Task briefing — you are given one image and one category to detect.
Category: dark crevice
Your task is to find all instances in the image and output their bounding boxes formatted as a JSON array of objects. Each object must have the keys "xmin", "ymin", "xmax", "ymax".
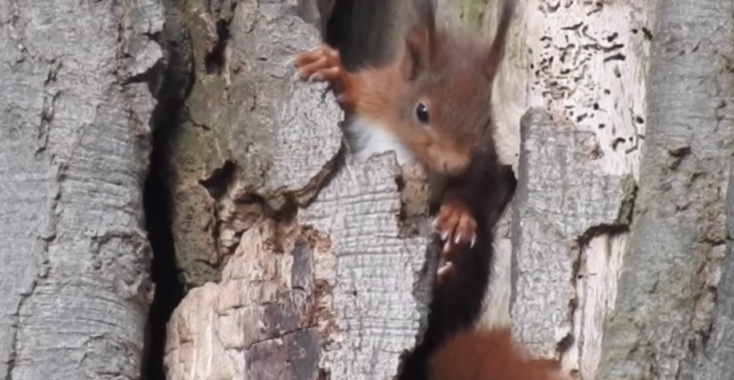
[
  {"xmin": 141, "ymin": 118, "xmax": 186, "ymax": 380},
  {"xmin": 140, "ymin": 3, "xmax": 192, "ymax": 379},
  {"xmin": 576, "ymin": 223, "xmax": 630, "ymax": 249},
  {"xmin": 199, "ymin": 159, "xmax": 237, "ymax": 199},
  {"xmin": 205, "ymin": 19, "xmax": 231, "ymax": 75}
]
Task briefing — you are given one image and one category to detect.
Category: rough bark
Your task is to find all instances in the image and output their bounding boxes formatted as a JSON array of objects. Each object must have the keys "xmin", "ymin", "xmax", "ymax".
[
  {"xmin": 165, "ymin": 154, "xmax": 431, "ymax": 379},
  {"xmin": 512, "ymin": 1, "xmax": 656, "ymax": 379},
  {"xmin": 162, "ymin": 1, "xmax": 435, "ymax": 379},
  {"xmin": 156, "ymin": 0, "xmax": 733, "ymax": 379},
  {"xmin": 0, "ymin": 0, "xmax": 163, "ymax": 379},
  {"xmin": 597, "ymin": 0, "xmax": 734, "ymax": 379},
  {"xmin": 513, "ymin": 109, "xmax": 635, "ymax": 376},
  {"xmin": 695, "ymin": 163, "xmax": 734, "ymax": 379}
]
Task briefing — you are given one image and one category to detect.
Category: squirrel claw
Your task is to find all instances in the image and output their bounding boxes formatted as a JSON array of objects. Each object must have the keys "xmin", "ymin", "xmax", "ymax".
[
  {"xmin": 434, "ymin": 198, "xmax": 477, "ymax": 249},
  {"xmin": 291, "ymin": 44, "xmax": 342, "ymax": 83},
  {"xmin": 307, "ymin": 72, "xmax": 323, "ymax": 82},
  {"xmin": 442, "ymin": 239, "xmax": 451, "ymax": 254},
  {"xmin": 437, "ymin": 261, "xmax": 454, "ymax": 284}
]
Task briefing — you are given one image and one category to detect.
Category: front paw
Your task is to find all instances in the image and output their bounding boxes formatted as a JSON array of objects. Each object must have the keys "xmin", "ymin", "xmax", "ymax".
[
  {"xmin": 290, "ymin": 44, "xmax": 342, "ymax": 83},
  {"xmin": 432, "ymin": 197, "xmax": 477, "ymax": 251}
]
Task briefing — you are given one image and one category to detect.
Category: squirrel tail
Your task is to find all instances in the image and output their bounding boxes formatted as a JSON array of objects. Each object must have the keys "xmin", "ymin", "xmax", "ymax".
[{"xmin": 429, "ymin": 327, "xmax": 565, "ymax": 380}]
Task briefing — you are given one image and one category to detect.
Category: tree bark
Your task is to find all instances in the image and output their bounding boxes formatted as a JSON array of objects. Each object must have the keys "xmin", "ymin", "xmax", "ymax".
[
  {"xmin": 597, "ymin": 0, "xmax": 734, "ymax": 379},
  {"xmin": 696, "ymin": 163, "xmax": 734, "ymax": 379},
  {"xmin": 6, "ymin": 0, "xmax": 725, "ymax": 379},
  {"xmin": 162, "ymin": 1, "xmax": 435, "ymax": 379},
  {"xmin": 0, "ymin": 0, "xmax": 163, "ymax": 379},
  {"xmin": 511, "ymin": 1, "xmax": 656, "ymax": 379}
]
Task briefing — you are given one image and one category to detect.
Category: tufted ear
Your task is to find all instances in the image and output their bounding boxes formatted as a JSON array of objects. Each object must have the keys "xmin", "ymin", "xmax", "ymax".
[
  {"xmin": 484, "ymin": 0, "xmax": 515, "ymax": 81},
  {"xmin": 401, "ymin": 0, "xmax": 437, "ymax": 80}
]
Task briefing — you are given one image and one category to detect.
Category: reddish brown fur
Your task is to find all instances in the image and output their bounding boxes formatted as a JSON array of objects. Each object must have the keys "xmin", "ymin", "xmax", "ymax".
[
  {"xmin": 292, "ymin": 0, "xmax": 514, "ymax": 251},
  {"xmin": 430, "ymin": 328, "xmax": 566, "ymax": 380},
  {"xmin": 292, "ymin": 1, "xmax": 511, "ymax": 178},
  {"xmin": 293, "ymin": 2, "xmax": 523, "ymax": 380}
]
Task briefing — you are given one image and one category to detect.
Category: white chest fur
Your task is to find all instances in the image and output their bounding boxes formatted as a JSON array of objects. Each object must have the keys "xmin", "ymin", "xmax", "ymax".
[{"xmin": 341, "ymin": 116, "xmax": 415, "ymax": 165}]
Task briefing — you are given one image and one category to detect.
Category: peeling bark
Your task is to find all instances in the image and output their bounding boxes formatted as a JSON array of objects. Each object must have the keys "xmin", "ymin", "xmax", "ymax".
[
  {"xmin": 513, "ymin": 1, "xmax": 656, "ymax": 379},
  {"xmin": 512, "ymin": 109, "xmax": 633, "ymax": 378}
]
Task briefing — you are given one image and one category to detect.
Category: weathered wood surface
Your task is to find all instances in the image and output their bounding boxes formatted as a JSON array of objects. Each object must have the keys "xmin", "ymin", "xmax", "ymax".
[
  {"xmin": 0, "ymin": 0, "xmax": 163, "ymax": 379},
  {"xmin": 165, "ymin": 152, "xmax": 431, "ymax": 380},
  {"xmin": 597, "ymin": 0, "xmax": 734, "ymax": 379},
  {"xmin": 163, "ymin": 1, "xmax": 434, "ymax": 379},
  {"xmin": 512, "ymin": 109, "xmax": 633, "ymax": 376},
  {"xmin": 166, "ymin": 0, "xmax": 346, "ymax": 287},
  {"xmin": 513, "ymin": 1, "xmax": 656, "ymax": 379},
  {"xmin": 298, "ymin": 155, "xmax": 430, "ymax": 379}
]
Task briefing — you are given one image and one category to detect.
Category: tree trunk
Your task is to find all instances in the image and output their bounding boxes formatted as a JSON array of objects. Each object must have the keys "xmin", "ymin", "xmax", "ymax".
[
  {"xmin": 696, "ymin": 162, "xmax": 734, "ymax": 379},
  {"xmin": 501, "ymin": 1, "xmax": 658, "ymax": 379},
  {"xmin": 597, "ymin": 0, "xmax": 734, "ymax": 379},
  {"xmin": 4, "ymin": 0, "xmax": 731, "ymax": 379},
  {"xmin": 0, "ymin": 0, "xmax": 163, "ymax": 379}
]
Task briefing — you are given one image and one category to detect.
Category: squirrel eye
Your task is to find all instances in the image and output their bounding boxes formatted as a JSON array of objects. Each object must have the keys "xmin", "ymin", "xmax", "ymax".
[{"xmin": 415, "ymin": 102, "xmax": 430, "ymax": 124}]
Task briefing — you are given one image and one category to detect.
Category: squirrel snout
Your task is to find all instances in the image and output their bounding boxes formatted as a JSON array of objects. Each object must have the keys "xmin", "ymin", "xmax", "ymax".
[{"xmin": 427, "ymin": 146, "xmax": 471, "ymax": 176}]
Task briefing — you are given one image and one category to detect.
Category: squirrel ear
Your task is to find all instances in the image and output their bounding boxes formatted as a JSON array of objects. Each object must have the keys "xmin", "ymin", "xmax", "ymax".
[{"xmin": 401, "ymin": 0, "xmax": 437, "ymax": 80}]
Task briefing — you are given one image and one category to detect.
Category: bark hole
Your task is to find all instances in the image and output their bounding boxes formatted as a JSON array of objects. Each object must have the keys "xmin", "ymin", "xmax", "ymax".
[
  {"xmin": 205, "ymin": 19, "xmax": 231, "ymax": 75},
  {"xmin": 199, "ymin": 159, "xmax": 237, "ymax": 199}
]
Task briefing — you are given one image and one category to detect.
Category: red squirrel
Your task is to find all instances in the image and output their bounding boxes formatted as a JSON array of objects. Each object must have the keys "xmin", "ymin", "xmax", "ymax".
[
  {"xmin": 292, "ymin": 0, "xmax": 566, "ymax": 379},
  {"xmin": 290, "ymin": 0, "xmax": 517, "ymax": 253}
]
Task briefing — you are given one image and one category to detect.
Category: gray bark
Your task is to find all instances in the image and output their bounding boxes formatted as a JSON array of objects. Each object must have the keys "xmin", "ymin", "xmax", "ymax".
[
  {"xmin": 167, "ymin": 0, "xmax": 420, "ymax": 289},
  {"xmin": 597, "ymin": 0, "xmax": 734, "ymax": 379},
  {"xmin": 511, "ymin": 108, "xmax": 634, "ymax": 357},
  {"xmin": 163, "ymin": 1, "xmax": 434, "ymax": 379},
  {"xmin": 513, "ymin": 1, "xmax": 655, "ymax": 377},
  {"xmin": 0, "ymin": 0, "xmax": 163, "ymax": 379},
  {"xmin": 696, "ymin": 164, "xmax": 734, "ymax": 379}
]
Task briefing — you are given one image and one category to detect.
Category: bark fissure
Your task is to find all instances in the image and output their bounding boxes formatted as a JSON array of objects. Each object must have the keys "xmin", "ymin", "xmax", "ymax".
[
  {"xmin": 140, "ymin": 1, "xmax": 192, "ymax": 379},
  {"xmin": 141, "ymin": 92, "xmax": 187, "ymax": 380}
]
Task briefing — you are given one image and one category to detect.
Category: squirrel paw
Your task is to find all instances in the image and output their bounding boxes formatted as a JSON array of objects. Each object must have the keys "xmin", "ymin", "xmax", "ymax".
[
  {"xmin": 432, "ymin": 198, "xmax": 477, "ymax": 250},
  {"xmin": 291, "ymin": 44, "xmax": 342, "ymax": 83}
]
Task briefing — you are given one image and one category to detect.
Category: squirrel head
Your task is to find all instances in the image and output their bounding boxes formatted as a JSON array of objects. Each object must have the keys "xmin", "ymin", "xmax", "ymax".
[{"xmin": 384, "ymin": 0, "xmax": 513, "ymax": 176}]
